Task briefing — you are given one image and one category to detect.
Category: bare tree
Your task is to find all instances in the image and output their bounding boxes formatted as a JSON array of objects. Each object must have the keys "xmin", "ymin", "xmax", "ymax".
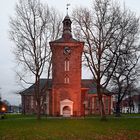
[
  {"xmin": 108, "ymin": 6, "xmax": 140, "ymax": 116},
  {"xmin": 110, "ymin": 42, "xmax": 140, "ymax": 116},
  {"xmin": 9, "ymin": 0, "xmax": 62, "ymax": 119},
  {"xmin": 72, "ymin": 0, "xmax": 140, "ymax": 119}
]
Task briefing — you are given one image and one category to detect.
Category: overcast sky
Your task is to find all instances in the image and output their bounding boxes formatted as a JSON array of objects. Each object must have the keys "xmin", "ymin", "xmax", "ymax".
[{"xmin": 0, "ymin": 0, "xmax": 140, "ymax": 105}]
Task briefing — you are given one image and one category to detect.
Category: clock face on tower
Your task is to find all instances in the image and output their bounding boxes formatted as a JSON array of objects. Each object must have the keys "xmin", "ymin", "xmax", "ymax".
[{"xmin": 64, "ymin": 46, "xmax": 71, "ymax": 55}]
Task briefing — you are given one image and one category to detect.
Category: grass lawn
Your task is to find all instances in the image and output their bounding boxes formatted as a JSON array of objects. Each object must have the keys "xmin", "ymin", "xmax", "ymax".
[{"xmin": 0, "ymin": 114, "xmax": 140, "ymax": 140}]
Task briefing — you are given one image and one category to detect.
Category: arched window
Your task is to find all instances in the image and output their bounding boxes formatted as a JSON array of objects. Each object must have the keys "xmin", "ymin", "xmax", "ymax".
[
  {"xmin": 64, "ymin": 59, "xmax": 69, "ymax": 71},
  {"xmin": 64, "ymin": 76, "xmax": 69, "ymax": 84}
]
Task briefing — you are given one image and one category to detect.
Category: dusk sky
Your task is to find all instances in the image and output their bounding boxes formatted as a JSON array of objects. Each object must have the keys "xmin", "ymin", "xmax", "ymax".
[{"xmin": 0, "ymin": 0, "xmax": 140, "ymax": 105}]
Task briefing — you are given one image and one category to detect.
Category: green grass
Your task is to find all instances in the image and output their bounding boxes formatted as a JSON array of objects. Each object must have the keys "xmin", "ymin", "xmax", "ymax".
[
  {"xmin": 0, "ymin": 115, "xmax": 140, "ymax": 140},
  {"xmin": 4, "ymin": 113, "xmax": 36, "ymax": 119},
  {"xmin": 121, "ymin": 113, "xmax": 140, "ymax": 117}
]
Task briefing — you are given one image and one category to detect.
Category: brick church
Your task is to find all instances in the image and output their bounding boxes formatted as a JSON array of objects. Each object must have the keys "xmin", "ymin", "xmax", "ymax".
[{"xmin": 20, "ymin": 15, "xmax": 113, "ymax": 117}]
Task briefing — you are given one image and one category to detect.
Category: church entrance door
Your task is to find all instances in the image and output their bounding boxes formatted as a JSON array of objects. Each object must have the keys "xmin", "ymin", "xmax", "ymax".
[
  {"xmin": 60, "ymin": 99, "xmax": 73, "ymax": 117},
  {"xmin": 63, "ymin": 106, "xmax": 71, "ymax": 117}
]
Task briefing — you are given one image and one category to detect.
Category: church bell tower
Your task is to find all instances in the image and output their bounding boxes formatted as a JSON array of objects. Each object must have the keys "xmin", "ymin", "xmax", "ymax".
[{"xmin": 50, "ymin": 14, "xmax": 84, "ymax": 117}]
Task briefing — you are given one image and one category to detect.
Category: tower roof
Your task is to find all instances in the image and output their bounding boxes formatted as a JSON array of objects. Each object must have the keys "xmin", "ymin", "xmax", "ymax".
[
  {"xmin": 20, "ymin": 79, "xmax": 111, "ymax": 96},
  {"xmin": 62, "ymin": 14, "xmax": 72, "ymax": 40},
  {"xmin": 49, "ymin": 14, "xmax": 84, "ymax": 43},
  {"xmin": 63, "ymin": 15, "xmax": 71, "ymax": 20}
]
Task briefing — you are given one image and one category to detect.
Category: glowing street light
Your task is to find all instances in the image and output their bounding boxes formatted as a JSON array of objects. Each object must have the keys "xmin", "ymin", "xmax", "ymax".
[{"xmin": 1, "ymin": 107, "xmax": 6, "ymax": 112}]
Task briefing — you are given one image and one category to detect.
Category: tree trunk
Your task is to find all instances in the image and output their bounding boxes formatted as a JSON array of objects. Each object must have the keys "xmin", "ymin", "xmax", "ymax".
[
  {"xmin": 35, "ymin": 76, "xmax": 41, "ymax": 120},
  {"xmin": 99, "ymin": 95, "xmax": 106, "ymax": 121},
  {"xmin": 97, "ymin": 83, "xmax": 106, "ymax": 121},
  {"xmin": 37, "ymin": 102, "xmax": 41, "ymax": 120},
  {"xmin": 115, "ymin": 102, "xmax": 121, "ymax": 117}
]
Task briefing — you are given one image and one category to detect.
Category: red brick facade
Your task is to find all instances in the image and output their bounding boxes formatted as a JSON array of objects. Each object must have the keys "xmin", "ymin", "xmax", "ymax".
[
  {"xmin": 21, "ymin": 79, "xmax": 113, "ymax": 116},
  {"xmin": 50, "ymin": 15, "xmax": 84, "ymax": 116},
  {"xmin": 50, "ymin": 42, "xmax": 84, "ymax": 116},
  {"xmin": 20, "ymin": 15, "xmax": 113, "ymax": 116}
]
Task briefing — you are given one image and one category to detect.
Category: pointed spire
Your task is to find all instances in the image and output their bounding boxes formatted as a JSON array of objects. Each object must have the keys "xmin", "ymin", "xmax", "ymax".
[
  {"xmin": 66, "ymin": 4, "xmax": 70, "ymax": 15},
  {"xmin": 62, "ymin": 4, "xmax": 72, "ymax": 40}
]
